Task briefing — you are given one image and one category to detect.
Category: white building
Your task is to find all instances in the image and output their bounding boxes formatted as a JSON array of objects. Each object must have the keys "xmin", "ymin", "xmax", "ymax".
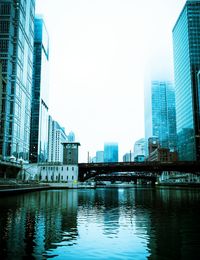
[
  {"xmin": 48, "ymin": 116, "xmax": 68, "ymax": 162},
  {"xmin": 134, "ymin": 138, "xmax": 146, "ymax": 158},
  {"xmin": 39, "ymin": 164, "xmax": 78, "ymax": 183}
]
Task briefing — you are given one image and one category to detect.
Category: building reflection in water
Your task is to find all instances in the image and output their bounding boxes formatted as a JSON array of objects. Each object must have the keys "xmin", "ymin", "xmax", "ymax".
[
  {"xmin": 0, "ymin": 190, "xmax": 78, "ymax": 259},
  {"xmin": 0, "ymin": 188, "xmax": 200, "ymax": 259},
  {"xmin": 134, "ymin": 188, "xmax": 200, "ymax": 259}
]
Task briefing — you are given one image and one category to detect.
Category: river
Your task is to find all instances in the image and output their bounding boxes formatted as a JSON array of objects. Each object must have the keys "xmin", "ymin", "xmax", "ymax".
[{"xmin": 0, "ymin": 187, "xmax": 200, "ymax": 259}]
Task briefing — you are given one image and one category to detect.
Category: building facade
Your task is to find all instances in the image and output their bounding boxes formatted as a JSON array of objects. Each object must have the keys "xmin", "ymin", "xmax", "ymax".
[
  {"xmin": 173, "ymin": 0, "xmax": 200, "ymax": 160},
  {"xmin": 96, "ymin": 151, "xmax": 104, "ymax": 163},
  {"xmin": 0, "ymin": 0, "xmax": 35, "ymax": 161},
  {"xmin": 145, "ymin": 81, "xmax": 177, "ymax": 155},
  {"xmin": 134, "ymin": 138, "xmax": 146, "ymax": 158},
  {"xmin": 68, "ymin": 131, "xmax": 75, "ymax": 142},
  {"xmin": 63, "ymin": 142, "xmax": 80, "ymax": 165},
  {"xmin": 30, "ymin": 16, "xmax": 49, "ymax": 163},
  {"xmin": 122, "ymin": 152, "xmax": 133, "ymax": 162},
  {"xmin": 39, "ymin": 164, "xmax": 78, "ymax": 183},
  {"xmin": 48, "ymin": 116, "xmax": 68, "ymax": 163},
  {"xmin": 104, "ymin": 142, "xmax": 118, "ymax": 162}
]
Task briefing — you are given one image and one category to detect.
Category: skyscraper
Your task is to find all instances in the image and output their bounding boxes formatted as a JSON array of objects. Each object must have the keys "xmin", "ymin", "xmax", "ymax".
[
  {"xmin": 134, "ymin": 138, "xmax": 146, "ymax": 157},
  {"xmin": 145, "ymin": 81, "xmax": 177, "ymax": 155},
  {"xmin": 104, "ymin": 142, "xmax": 118, "ymax": 162},
  {"xmin": 0, "ymin": 1, "xmax": 35, "ymax": 161},
  {"xmin": 47, "ymin": 116, "xmax": 68, "ymax": 163},
  {"xmin": 29, "ymin": 16, "xmax": 49, "ymax": 163},
  {"xmin": 173, "ymin": 0, "xmax": 200, "ymax": 161},
  {"xmin": 68, "ymin": 131, "xmax": 75, "ymax": 142}
]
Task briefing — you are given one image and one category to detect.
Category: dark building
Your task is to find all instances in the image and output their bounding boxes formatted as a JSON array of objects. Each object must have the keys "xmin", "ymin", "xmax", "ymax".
[
  {"xmin": 30, "ymin": 16, "xmax": 49, "ymax": 163},
  {"xmin": 0, "ymin": 0, "xmax": 35, "ymax": 161},
  {"xmin": 148, "ymin": 148, "xmax": 178, "ymax": 162},
  {"xmin": 173, "ymin": 0, "xmax": 200, "ymax": 160},
  {"xmin": 62, "ymin": 142, "xmax": 80, "ymax": 165},
  {"xmin": 148, "ymin": 137, "xmax": 160, "ymax": 155},
  {"xmin": 0, "ymin": 63, "xmax": 6, "ymax": 159}
]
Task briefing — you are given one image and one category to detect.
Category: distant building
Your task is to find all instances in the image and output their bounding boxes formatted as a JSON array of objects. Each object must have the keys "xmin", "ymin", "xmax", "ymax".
[
  {"xmin": 134, "ymin": 155, "xmax": 145, "ymax": 162},
  {"xmin": 48, "ymin": 116, "xmax": 68, "ymax": 162},
  {"xmin": 104, "ymin": 143, "xmax": 118, "ymax": 162},
  {"xmin": 0, "ymin": 0, "xmax": 35, "ymax": 161},
  {"xmin": 148, "ymin": 137, "xmax": 178, "ymax": 162},
  {"xmin": 96, "ymin": 151, "xmax": 104, "ymax": 163},
  {"xmin": 134, "ymin": 138, "xmax": 146, "ymax": 157},
  {"xmin": 68, "ymin": 131, "xmax": 75, "ymax": 142},
  {"xmin": 30, "ymin": 16, "xmax": 49, "ymax": 163},
  {"xmin": 145, "ymin": 81, "xmax": 177, "ymax": 155},
  {"xmin": 148, "ymin": 148, "xmax": 178, "ymax": 162},
  {"xmin": 173, "ymin": 0, "xmax": 200, "ymax": 160},
  {"xmin": 123, "ymin": 152, "xmax": 133, "ymax": 162},
  {"xmin": 91, "ymin": 157, "xmax": 97, "ymax": 163}
]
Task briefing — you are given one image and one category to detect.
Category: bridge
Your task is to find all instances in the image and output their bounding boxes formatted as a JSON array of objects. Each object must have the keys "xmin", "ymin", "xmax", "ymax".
[
  {"xmin": 78, "ymin": 161, "xmax": 200, "ymax": 181},
  {"xmin": 0, "ymin": 161, "xmax": 22, "ymax": 179}
]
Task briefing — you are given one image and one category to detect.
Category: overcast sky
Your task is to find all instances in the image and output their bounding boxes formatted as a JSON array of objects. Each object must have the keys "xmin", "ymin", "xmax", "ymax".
[{"xmin": 36, "ymin": 0, "xmax": 186, "ymax": 162}]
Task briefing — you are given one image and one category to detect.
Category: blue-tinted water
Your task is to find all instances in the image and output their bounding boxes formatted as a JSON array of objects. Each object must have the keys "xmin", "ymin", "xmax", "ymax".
[{"xmin": 0, "ymin": 187, "xmax": 200, "ymax": 259}]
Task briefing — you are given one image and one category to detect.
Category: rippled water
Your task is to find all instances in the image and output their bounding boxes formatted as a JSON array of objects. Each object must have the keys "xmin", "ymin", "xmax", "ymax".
[{"xmin": 0, "ymin": 187, "xmax": 200, "ymax": 259}]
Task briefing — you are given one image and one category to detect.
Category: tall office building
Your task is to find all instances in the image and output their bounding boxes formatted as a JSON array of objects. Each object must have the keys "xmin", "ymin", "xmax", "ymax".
[
  {"xmin": 173, "ymin": 0, "xmax": 200, "ymax": 161},
  {"xmin": 29, "ymin": 16, "xmax": 49, "ymax": 163},
  {"xmin": 0, "ymin": 0, "xmax": 35, "ymax": 161},
  {"xmin": 48, "ymin": 116, "xmax": 68, "ymax": 163},
  {"xmin": 145, "ymin": 81, "xmax": 177, "ymax": 155},
  {"xmin": 104, "ymin": 142, "xmax": 118, "ymax": 162},
  {"xmin": 68, "ymin": 131, "xmax": 75, "ymax": 142},
  {"xmin": 134, "ymin": 138, "xmax": 146, "ymax": 157}
]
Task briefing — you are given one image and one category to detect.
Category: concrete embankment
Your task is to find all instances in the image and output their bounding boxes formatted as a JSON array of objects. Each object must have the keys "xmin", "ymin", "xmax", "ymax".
[
  {"xmin": 0, "ymin": 184, "xmax": 51, "ymax": 196},
  {"xmin": 0, "ymin": 182, "xmax": 96, "ymax": 195}
]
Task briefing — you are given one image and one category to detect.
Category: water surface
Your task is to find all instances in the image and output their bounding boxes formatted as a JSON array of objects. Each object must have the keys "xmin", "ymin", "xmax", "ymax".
[{"xmin": 0, "ymin": 187, "xmax": 200, "ymax": 259}]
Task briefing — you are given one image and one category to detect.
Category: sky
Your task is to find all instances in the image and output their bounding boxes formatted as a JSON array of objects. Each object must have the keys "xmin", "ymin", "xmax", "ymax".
[{"xmin": 35, "ymin": 0, "xmax": 186, "ymax": 162}]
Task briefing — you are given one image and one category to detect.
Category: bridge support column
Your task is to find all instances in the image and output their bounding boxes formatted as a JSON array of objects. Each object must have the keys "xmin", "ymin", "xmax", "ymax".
[
  {"xmin": 4, "ymin": 171, "xmax": 7, "ymax": 180},
  {"xmin": 151, "ymin": 179, "xmax": 156, "ymax": 187}
]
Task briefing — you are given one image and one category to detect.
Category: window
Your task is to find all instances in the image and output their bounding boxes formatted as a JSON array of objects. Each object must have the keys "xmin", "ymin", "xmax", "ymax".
[
  {"xmin": 72, "ymin": 167, "xmax": 74, "ymax": 171},
  {"xmin": 0, "ymin": 40, "xmax": 8, "ymax": 52},
  {"xmin": 0, "ymin": 4, "xmax": 11, "ymax": 15},
  {"xmin": 0, "ymin": 21, "xmax": 9, "ymax": 33}
]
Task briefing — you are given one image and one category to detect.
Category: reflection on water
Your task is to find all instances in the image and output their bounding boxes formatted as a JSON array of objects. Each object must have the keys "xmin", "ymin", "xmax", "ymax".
[{"xmin": 0, "ymin": 188, "xmax": 200, "ymax": 259}]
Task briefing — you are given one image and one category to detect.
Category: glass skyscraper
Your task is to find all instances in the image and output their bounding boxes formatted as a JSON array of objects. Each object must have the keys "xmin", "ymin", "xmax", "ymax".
[
  {"xmin": 145, "ymin": 81, "xmax": 177, "ymax": 154},
  {"xmin": 29, "ymin": 16, "xmax": 49, "ymax": 163},
  {"xmin": 0, "ymin": 0, "xmax": 35, "ymax": 161},
  {"xmin": 173, "ymin": 0, "xmax": 200, "ymax": 161},
  {"xmin": 104, "ymin": 142, "xmax": 118, "ymax": 162}
]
